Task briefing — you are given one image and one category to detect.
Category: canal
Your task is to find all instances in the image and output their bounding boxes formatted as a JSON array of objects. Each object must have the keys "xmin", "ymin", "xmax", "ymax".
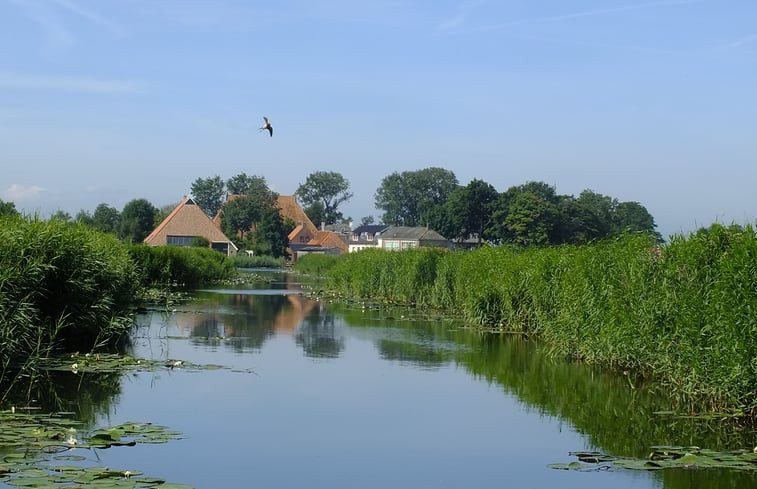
[{"xmin": 3, "ymin": 269, "xmax": 754, "ymax": 488}]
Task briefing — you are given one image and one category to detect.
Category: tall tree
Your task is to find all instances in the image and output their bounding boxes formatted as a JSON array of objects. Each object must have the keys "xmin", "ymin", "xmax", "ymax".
[
  {"xmin": 191, "ymin": 176, "xmax": 225, "ymax": 218},
  {"xmin": 296, "ymin": 171, "xmax": 353, "ymax": 225},
  {"xmin": 227, "ymin": 173, "xmax": 269, "ymax": 196},
  {"xmin": 446, "ymin": 179, "xmax": 498, "ymax": 244},
  {"xmin": 92, "ymin": 203, "xmax": 121, "ymax": 234},
  {"xmin": 374, "ymin": 167, "xmax": 458, "ymax": 226},
  {"xmin": 252, "ymin": 207, "xmax": 290, "ymax": 258},
  {"xmin": 219, "ymin": 178, "xmax": 279, "ymax": 249},
  {"xmin": 504, "ymin": 191, "xmax": 559, "ymax": 246},
  {"xmin": 120, "ymin": 198, "xmax": 156, "ymax": 242}
]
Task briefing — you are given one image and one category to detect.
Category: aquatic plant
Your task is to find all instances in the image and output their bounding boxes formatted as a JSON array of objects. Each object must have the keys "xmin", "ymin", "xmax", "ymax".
[
  {"xmin": 0, "ymin": 216, "xmax": 138, "ymax": 368},
  {"xmin": 300, "ymin": 226, "xmax": 757, "ymax": 414}
]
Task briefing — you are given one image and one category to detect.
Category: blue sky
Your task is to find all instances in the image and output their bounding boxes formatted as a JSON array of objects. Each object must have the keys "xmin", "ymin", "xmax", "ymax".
[{"xmin": 1, "ymin": 0, "xmax": 755, "ymax": 239}]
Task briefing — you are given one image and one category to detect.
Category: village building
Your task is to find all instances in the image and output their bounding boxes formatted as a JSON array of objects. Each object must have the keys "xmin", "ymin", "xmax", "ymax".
[{"xmin": 144, "ymin": 197, "xmax": 238, "ymax": 256}]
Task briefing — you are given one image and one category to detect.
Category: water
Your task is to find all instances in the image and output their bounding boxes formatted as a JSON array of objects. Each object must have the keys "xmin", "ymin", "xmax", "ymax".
[{"xmin": 2, "ymin": 270, "xmax": 754, "ymax": 488}]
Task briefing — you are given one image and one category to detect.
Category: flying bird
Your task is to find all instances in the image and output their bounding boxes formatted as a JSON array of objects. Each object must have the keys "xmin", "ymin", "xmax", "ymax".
[{"xmin": 259, "ymin": 116, "xmax": 273, "ymax": 137}]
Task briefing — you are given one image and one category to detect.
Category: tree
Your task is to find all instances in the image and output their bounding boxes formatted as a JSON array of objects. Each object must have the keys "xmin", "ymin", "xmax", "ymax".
[
  {"xmin": 92, "ymin": 203, "xmax": 121, "ymax": 234},
  {"xmin": 360, "ymin": 215, "xmax": 375, "ymax": 226},
  {"xmin": 191, "ymin": 176, "xmax": 225, "ymax": 218},
  {"xmin": 446, "ymin": 179, "xmax": 498, "ymax": 244},
  {"xmin": 503, "ymin": 191, "xmax": 559, "ymax": 246},
  {"xmin": 374, "ymin": 167, "xmax": 458, "ymax": 226},
  {"xmin": 75, "ymin": 209, "xmax": 94, "ymax": 226},
  {"xmin": 120, "ymin": 198, "xmax": 156, "ymax": 242},
  {"xmin": 252, "ymin": 207, "xmax": 290, "ymax": 258},
  {"xmin": 0, "ymin": 199, "xmax": 19, "ymax": 217},
  {"xmin": 154, "ymin": 202, "xmax": 177, "ymax": 226},
  {"xmin": 296, "ymin": 171, "xmax": 353, "ymax": 225},
  {"xmin": 220, "ymin": 196, "xmax": 267, "ymax": 242},
  {"xmin": 303, "ymin": 202, "xmax": 326, "ymax": 228},
  {"xmin": 613, "ymin": 201, "xmax": 659, "ymax": 239},
  {"xmin": 50, "ymin": 210, "xmax": 72, "ymax": 221},
  {"xmin": 227, "ymin": 173, "xmax": 269, "ymax": 196},
  {"xmin": 219, "ymin": 176, "xmax": 279, "ymax": 242}
]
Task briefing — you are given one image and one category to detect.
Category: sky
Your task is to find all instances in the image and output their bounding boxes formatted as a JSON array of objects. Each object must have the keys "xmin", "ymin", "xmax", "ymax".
[{"xmin": 1, "ymin": 0, "xmax": 755, "ymax": 239}]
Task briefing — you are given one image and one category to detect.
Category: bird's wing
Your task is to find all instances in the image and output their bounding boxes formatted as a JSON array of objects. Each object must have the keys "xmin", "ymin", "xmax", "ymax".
[{"xmin": 263, "ymin": 116, "xmax": 270, "ymax": 124}]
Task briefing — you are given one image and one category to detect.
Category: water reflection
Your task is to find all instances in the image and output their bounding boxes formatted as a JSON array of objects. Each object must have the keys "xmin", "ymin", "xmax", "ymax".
[
  {"xmin": 295, "ymin": 303, "xmax": 345, "ymax": 358},
  {"xmin": 3, "ymin": 270, "xmax": 754, "ymax": 489}
]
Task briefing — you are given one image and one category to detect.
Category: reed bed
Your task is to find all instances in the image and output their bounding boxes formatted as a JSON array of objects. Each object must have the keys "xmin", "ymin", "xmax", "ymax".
[
  {"xmin": 127, "ymin": 244, "xmax": 237, "ymax": 288},
  {"xmin": 298, "ymin": 225, "xmax": 757, "ymax": 413},
  {"xmin": 0, "ymin": 216, "xmax": 138, "ymax": 367}
]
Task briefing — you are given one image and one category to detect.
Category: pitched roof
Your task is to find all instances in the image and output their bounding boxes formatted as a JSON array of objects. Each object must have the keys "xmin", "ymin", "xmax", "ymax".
[
  {"xmin": 352, "ymin": 224, "xmax": 389, "ymax": 235},
  {"xmin": 144, "ymin": 197, "xmax": 237, "ymax": 249},
  {"xmin": 308, "ymin": 230, "xmax": 348, "ymax": 253},
  {"xmin": 381, "ymin": 226, "xmax": 448, "ymax": 241}
]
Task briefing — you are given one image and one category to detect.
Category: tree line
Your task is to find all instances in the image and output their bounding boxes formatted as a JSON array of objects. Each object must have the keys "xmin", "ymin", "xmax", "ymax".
[{"xmin": 0, "ymin": 165, "xmax": 661, "ymax": 256}]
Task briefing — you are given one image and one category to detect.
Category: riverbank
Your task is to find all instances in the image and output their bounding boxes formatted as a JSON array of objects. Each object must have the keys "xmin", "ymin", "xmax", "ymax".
[
  {"xmin": 0, "ymin": 216, "xmax": 238, "ymax": 381},
  {"xmin": 295, "ymin": 225, "xmax": 757, "ymax": 416}
]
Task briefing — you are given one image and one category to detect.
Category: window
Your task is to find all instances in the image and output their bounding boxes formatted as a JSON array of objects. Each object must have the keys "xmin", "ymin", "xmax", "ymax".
[{"xmin": 166, "ymin": 235, "xmax": 196, "ymax": 246}]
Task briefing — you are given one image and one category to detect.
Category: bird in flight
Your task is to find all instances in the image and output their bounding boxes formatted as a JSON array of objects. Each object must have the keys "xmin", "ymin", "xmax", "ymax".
[{"xmin": 259, "ymin": 116, "xmax": 273, "ymax": 137}]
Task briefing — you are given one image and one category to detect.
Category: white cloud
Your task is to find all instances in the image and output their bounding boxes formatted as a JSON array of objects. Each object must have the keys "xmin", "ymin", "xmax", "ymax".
[
  {"xmin": 0, "ymin": 71, "xmax": 148, "ymax": 94},
  {"xmin": 2, "ymin": 184, "xmax": 47, "ymax": 202}
]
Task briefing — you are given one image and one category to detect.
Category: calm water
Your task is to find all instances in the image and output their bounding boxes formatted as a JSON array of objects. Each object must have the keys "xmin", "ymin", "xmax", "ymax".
[{"xmin": 3, "ymin": 270, "xmax": 754, "ymax": 488}]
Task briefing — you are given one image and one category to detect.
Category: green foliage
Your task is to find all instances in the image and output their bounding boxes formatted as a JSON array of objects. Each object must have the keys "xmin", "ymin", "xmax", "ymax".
[
  {"xmin": 293, "ymin": 253, "xmax": 342, "ymax": 276},
  {"xmin": 0, "ymin": 216, "xmax": 138, "ymax": 365},
  {"xmin": 375, "ymin": 167, "xmax": 458, "ymax": 226},
  {"xmin": 232, "ymin": 254, "xmax": 286, "ymax": 268},
  {"xmin": 296, "ymin": 171, "xmax": 353, "ymax": 225},
  {"xmin": 127, "ymin": 244, "xmax": 237, "ymax": 288},
  {"xmin": 92, "ymin": 203, "xmax": 121, "ymax": 234},
  {"xmin": 191, "ymin": 175, "xmax": 225, "ymax": 218},
  {"xmin": 227, "ymin": 172, "xmax": 269, "ymax": 196},
  {"xmin": 0, "ymin": 198, "xmax": 19, "ymax": 217},
  {"xmin": 190, "ymin": 236, "xmax": 210, "ymax": 248},
  {"xmin": 252, "ymin": 207, "xmax": 290, "ymax": 258},
  {"xmin": 120, "ymin": 198, "xmax": 156, "ymax": 242},
  {"xmin": 445, "ymin": 179, "xmax": 498, "ymax": 242},
  {"xmin": 311, "ymin": 226, "xmax": 757, "ymax": 413}
]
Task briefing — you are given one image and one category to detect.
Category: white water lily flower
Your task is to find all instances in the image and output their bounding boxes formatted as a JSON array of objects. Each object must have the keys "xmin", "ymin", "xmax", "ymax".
[{"xmin": 66, "ymin": 436, "xmax": 78, "ymax": 446}]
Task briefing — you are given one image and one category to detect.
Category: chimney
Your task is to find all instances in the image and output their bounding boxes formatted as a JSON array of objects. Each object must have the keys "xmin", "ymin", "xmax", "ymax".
[{"xmin": 321, "ymin": 221, "xmax": 325, "ymax": 231}]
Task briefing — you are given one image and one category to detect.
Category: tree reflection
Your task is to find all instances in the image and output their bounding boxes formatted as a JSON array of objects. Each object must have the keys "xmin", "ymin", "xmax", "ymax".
[{"xmin": 295, "ymin": 303, "xmax": 345, "ymax": 358}]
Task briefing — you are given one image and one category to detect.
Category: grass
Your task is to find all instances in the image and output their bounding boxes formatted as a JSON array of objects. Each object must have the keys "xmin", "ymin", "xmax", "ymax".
[
  {"xmin": 0, "ymin": 216, "xmax": 241, "ymax": 391},
  {"xmin": 127, "ymin": 243, "xmax": 237, "ymax": 288},
  {"xmin": 0, "ymin": 216, "xmax": 138, "ymax": 372},
  {"xmin": 231, "ymin": 254, "xmax": 286, "ymax": 269},
  {"xmin": 297, "ymin": 226, "xmax": 757, "ymax": 415}
]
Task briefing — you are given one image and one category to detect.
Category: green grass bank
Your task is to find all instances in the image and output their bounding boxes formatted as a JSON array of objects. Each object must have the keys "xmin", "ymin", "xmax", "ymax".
[{"xmin": 296, "ymin": 225, "xmax": 757, "ymax": 415}]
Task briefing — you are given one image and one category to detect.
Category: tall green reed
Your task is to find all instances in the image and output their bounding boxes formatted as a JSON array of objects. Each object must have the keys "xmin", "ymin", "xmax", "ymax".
[{"xmin": 304, "ymin": 228, "xmax": 757, "ymax": 413}]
